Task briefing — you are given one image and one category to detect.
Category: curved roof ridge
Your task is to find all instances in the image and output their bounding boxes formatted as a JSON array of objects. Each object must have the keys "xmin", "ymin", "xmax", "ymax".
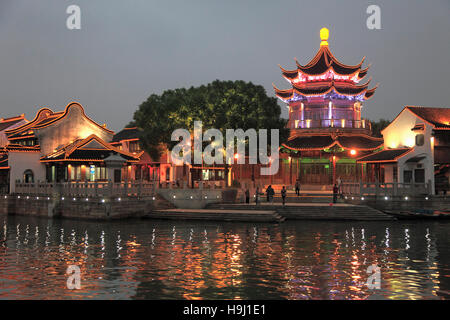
[
  {"xmin": 5, "ymin": 107, "xmax": 54, "ymax": 135},
  {"xmin": 32, "ymin": 102, "xmax": 115, "ymax": 134}
]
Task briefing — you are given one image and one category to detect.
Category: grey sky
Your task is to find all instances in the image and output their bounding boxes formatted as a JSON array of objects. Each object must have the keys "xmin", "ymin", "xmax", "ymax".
[{"xmin": 0, "ymin": 0, "xmax": 449, "ymax": 132}]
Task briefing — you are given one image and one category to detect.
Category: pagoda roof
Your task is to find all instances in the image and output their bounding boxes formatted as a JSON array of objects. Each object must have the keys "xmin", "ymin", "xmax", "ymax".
[
  {"xmin": 279, "ymin": 29, "xmax": 369, "ymax": 80},
  {"xmin": 357, "ymin": 148, "xmax": 412, "ymax": 163},
  {"xmin": 276, "ymin": 28, "xmax": 378, "ymax": 102},
  {"xmin": 40, "ymin": 134, "xmax": 140, "ymax": 163},
  {"xmin": 283, "ymin": 134, "xmax": 383, "ymax": 151},
  {"xmin": 295, "ymin": 45, "xmax": 365, "ymax": 76},
  {"xmin": 273, "ymin": 80, "xmax": 378, "ymax": 101}
]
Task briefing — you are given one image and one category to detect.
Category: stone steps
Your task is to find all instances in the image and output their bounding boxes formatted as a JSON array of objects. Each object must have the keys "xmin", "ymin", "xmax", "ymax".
[
  {"xmin": 146, "ymin": 208, "xmax": 285, "ymax": 223},
  {"xmin": 207, "ymin": 204, "xmax": 396, "ymax": 221}
]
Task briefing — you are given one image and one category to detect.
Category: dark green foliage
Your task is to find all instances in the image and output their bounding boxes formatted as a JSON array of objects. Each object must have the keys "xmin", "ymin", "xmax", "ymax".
[
  {"xmin": 133, "ymin": 80, "xmax": 288, "ymax": 160},
  {"xmin": 370, "ymin": 118, "xmax": 391, "ymax": 137}
]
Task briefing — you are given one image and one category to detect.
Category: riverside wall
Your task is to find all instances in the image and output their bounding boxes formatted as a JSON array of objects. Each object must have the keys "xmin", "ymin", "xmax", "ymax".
[{"xmin": 0, "ymin": 195, "xmax": 171, "ymax": 220}]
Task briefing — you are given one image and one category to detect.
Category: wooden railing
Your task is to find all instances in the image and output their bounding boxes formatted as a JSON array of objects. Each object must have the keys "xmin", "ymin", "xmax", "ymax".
[{"xmin": 341, "ymin": 181, "xmax": 432, "ymax": 197}]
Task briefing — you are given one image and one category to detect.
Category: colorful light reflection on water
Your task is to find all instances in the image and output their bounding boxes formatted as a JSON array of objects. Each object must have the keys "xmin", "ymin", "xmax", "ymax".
[{"xmin": 0, "ymin": 215, "xmax": 449, "ymax": 300}]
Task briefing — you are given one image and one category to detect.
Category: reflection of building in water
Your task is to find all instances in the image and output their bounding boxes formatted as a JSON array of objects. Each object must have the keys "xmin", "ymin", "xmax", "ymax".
[
  {"xmin": 1, "ymin": 218, "xmax": 448, "ymax": 299},
  {"xmin": 380, "ymin": 224, "xmax": 441, "ymax": 300}
]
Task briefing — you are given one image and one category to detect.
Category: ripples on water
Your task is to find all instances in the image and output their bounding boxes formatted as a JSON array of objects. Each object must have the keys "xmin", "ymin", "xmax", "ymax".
[{"xmin": 0, "ymin": 215, "xmax": 449, "ymax": 300}]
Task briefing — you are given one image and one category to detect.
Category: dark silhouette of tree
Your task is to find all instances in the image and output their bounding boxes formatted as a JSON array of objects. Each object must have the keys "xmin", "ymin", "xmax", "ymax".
[
  {"xmin": 370, "ymin": 118, "xmax": 390, "ymax": 137},
  {"xmin": 132, "ymin": 80, "xmax": 288, "ymax": 161}
]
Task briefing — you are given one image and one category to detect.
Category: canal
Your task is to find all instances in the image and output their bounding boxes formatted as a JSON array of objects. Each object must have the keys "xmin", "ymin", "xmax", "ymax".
[{"xmin": 0, "ymin": 215, "xmax": 449, "ymax": 299}]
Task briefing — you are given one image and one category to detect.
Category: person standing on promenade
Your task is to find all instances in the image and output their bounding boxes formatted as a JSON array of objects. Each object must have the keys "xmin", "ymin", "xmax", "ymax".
[
  {"xmin": 245, "ymin": 188, "xmax": 250, "ymax": 204},
  {"xmin": 295, "ymin": 180, "xmax": 300, "ymax": 196},
  {"xmin": 281, "ymin": 186, "xmax": 287, "ymax": 205},
  {"xmin": 333, "ymin": 183, "xmax": 338, "ymax": 203},
  {"xmin": 337, "ymin": 177, "xmax": 342, "ymax": 198},
  {"xmin": 266, "ymin": 185, "xmax": 275, "ymax": 203}
]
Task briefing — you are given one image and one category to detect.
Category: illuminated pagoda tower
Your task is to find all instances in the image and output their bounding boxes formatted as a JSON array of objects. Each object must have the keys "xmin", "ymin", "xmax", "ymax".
[{"xmin": 274, "ymin": 28, "xmax": 383, "ymax": 185}]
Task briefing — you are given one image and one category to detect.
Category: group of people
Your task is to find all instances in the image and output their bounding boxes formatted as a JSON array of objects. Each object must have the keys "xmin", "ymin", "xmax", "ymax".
[
  {"xmin": 244, "ymin": 183, "xmax": 300, "ymax": 206},
  {"xmin": 244, "ymin": 177, "xmax": 344, "ymax": 205}
]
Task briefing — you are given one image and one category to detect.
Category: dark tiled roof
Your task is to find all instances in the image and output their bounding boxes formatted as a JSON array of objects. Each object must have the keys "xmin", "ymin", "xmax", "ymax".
[
  {"xmin": 274, "ymin": 81, "xmax": 377, "ymax": 101},
  {"xmin": 295, "ymin": 46, "xmax": 364, "ymax": 76},
  {"xmin": 337, "ymin": 135, "xmax": 383, "ymax": 150},
  {"xmin": 357, "ymin": 148, "xmax": 411, "ymax": 163},
  {"xmin": 283, "ymin": 135, "xmax": 335, "ymax": 150},
  {"xmin": 3, "ymin": 144, "xmax": 40, "ymax": 152},
  {"xmin": 112, "ymin": 127, "xmax": 142, "ymax": 142},
  {"xmin": 0, "ymin": 153, "xmax": 8, "ymax": 168},
  {"xmin": 283, "ymin": 134, "xmax": 383, "ymax": 151},
  {"xmin": 43, "ymin": 149, "xmax": 137, "ymax": 162},
  {"xmin": 41, "ymin": 134, "xmax": 139, "ymax": 162},
  {"xmin": 0, "ymin": 117, "xmax": 25, "ymax": 131},
  {"xmin": 406, "ymin": 106, "xmax": 450, "ymax": 129}
]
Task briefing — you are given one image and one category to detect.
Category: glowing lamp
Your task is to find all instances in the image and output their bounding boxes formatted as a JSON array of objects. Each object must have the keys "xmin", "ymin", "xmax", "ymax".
[
  {"xmin": 234, "ymin": 153, "xmax": 239, "ymax": 160},
  {"xmin": 350, "ymin": 149, "xmax": 357, "ymax": 156},
  {"xmin": 320, "ymin": 27, "xmax": 329, "ymax": 46}
]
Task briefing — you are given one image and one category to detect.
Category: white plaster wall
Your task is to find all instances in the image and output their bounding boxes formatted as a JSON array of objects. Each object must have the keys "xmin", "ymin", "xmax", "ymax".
[
  {"xmin": 8, "ymin": 152, "xmax": 46, "ymax": 193},
  {"xmin": 34, "ymin": 104, "xmax": 113, "ymax": 156},
  {"xmin": 383, "ymin": 109, "xmax": 419, "ymax": 149},
  {"xmin": 383, "ymin": 108, "xmax": 435, "ymax": 194}
]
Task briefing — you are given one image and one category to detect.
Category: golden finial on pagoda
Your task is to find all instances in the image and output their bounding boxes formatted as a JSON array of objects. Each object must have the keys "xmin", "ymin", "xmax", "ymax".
[{"xmin": 320, "ymin": 27, "xmax": 329, "ymax": 46}]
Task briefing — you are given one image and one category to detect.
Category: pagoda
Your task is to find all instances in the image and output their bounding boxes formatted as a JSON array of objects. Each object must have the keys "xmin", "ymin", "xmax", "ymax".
[{"xmin": 274, "ymin": 28, "xmax": 383, "ymax": 185}]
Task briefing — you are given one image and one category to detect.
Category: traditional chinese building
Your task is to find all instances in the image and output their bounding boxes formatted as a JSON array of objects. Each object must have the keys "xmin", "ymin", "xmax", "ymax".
[
  {"xmin": 273, "ymin": 28, "xmax": 383, "ymax": 185},
  {"xmin": 0, "ymin": 114, "xmax": 29, "ymax": 191},
  {"xmin": 357, "ymin": 106, "xmax": 450, "ymax": 195},
  {"xmin": 111, "ymin": 127, "xmax": 171, "ymax": 183},
  {"xmin": 1, "ymin": 102, "xmax": 139, "ymax": 193}
]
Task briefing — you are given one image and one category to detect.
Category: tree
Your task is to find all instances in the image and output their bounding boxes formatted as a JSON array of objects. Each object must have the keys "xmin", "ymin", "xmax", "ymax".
[
  {"xmin": 370, "ymin": 118, "xmax": 390, "ymax": 137},
  {"xmin": 132, "ymin": 80, "xmax": 288, "ymax": 161}
]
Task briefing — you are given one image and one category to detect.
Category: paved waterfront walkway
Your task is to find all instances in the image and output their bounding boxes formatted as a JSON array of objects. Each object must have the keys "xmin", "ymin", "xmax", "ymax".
[{"xmin": 144, "ymin": 202, "xmax": 396, "ymax": 222}]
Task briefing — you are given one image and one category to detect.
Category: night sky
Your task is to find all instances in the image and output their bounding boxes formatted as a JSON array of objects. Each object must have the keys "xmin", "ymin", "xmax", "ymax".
[{"xmin": 0, "ymin": 0, "xmax": 449, "ymax": 131}]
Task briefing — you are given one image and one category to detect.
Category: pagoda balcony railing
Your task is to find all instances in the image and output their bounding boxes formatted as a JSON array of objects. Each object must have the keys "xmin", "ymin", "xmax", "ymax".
[{"xmin": 291, "ymin": 119, "xmax": 371, "ymax": 130}]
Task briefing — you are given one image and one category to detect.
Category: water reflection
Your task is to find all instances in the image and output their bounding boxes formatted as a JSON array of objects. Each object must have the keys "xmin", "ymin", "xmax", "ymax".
[{"xmin": 0, "ymin": 215, "xmax": 449, "ymax": 300}]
